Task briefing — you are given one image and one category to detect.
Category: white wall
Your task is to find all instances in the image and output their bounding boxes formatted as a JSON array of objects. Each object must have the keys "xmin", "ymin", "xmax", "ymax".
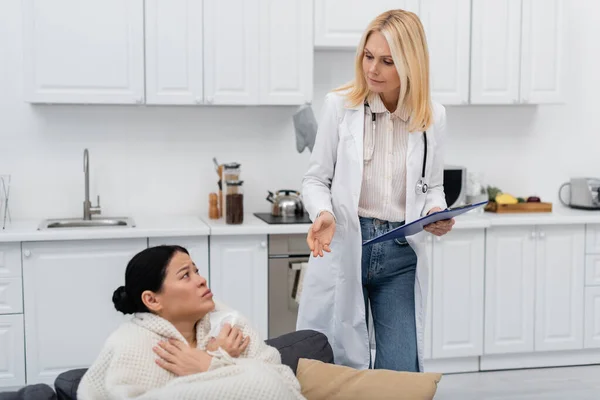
[{"xmin": 1, "ymin": 0, "xmax": 598, "ymax": 221}]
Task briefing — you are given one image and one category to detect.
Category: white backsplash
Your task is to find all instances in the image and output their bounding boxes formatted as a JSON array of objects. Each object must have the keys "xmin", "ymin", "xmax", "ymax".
[{"xmin": 1, "ymin": 0, "xmax": 599, "ymax": 221}]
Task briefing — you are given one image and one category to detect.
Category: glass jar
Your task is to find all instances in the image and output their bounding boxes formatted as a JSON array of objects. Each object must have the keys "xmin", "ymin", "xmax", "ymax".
[
  {"xmin": 225, "ymin": 180, "xmax": 244, "ymax": 225},
  {"xmin": 222, "ymin": 162, "xmax": 241, "ymax": 182}
]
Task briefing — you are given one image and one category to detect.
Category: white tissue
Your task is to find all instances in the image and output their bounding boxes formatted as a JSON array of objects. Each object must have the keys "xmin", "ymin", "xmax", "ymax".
[{"xmin": 208, "ymin": 310, "xmax": 241, "ymax": 338}]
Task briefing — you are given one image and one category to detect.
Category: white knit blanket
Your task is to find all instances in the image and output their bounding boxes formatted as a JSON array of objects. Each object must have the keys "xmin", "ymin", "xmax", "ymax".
[{"xmin": 77, "ymin": 302, "xmax": 305, "ymax": 400}]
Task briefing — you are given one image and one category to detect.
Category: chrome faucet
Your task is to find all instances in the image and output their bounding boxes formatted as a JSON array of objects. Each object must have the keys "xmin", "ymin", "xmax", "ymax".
[{"xmin": 83, "ymin": 149, "xmax": 101, "ymax": 220}]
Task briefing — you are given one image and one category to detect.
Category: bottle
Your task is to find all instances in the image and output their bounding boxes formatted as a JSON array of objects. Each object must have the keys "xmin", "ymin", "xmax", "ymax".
[
  {"xmin": 225, "ymin": 180, "xmax": 244, "ymax": 225},
  {"xmin": 208, "ymin": 193, "xmax": 219, "ymax": 219},
  {"xmin": 221, "ymin": 163, "xmax": 241, "ymax": 220}
]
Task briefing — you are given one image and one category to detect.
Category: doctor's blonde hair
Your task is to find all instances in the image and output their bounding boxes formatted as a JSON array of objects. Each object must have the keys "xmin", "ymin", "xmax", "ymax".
[{"xmin": 335, "ymin": 9, "xmax": 433, "ymax": 132}]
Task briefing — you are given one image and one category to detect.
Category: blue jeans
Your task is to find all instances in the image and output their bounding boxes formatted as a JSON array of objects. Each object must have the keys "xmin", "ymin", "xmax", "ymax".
[{"xmin": 360, "ymin": 216, "xmax": 419, "ymax": 372}]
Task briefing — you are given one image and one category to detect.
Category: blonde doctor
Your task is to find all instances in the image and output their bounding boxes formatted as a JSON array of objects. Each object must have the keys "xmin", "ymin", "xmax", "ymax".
[{"xmin": 296, "ymin": 9, "xmax": 454, "ymax": 373}]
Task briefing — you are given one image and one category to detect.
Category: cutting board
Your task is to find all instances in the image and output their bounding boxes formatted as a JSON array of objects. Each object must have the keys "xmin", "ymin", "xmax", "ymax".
[{"xmin": 485, "ymin": 201, "xmax": 553, "ymax": 213}]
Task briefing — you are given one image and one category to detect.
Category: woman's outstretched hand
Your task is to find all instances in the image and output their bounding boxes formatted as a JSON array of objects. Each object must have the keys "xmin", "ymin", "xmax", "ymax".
[{"xmin": 307, "ymin": 211, "xmax": 336, "ymax": 257}]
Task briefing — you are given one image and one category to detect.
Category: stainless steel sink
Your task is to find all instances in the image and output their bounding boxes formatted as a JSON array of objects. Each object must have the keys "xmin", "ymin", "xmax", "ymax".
[{"xmin": 38, "ymin": 217, "xmax": 135, "ymax": 230}]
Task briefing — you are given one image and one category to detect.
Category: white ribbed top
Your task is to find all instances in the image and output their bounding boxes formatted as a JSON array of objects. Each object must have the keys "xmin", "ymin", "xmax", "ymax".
[{"xmin": 358, "ymin": 94, "xmax": 411, "ymax": 223}]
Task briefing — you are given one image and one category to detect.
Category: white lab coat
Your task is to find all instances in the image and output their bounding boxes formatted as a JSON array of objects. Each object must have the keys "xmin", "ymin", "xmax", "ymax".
[{"xmin": 296, "ymin": 91, "xmax": 448, "ymax": 372}]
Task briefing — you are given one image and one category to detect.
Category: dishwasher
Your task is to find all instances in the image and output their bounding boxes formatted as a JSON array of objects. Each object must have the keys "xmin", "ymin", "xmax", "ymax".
[{"xmin": 267, "ymin": 234, "xmax": 310, "ymax": 339}]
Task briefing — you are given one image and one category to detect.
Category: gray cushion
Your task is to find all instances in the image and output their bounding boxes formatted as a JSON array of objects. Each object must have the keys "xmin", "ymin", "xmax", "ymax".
[
  {"xmin": 54, "ymin": 329, "xmax": 333, "ymax": 400},
  {"xmin": 0, "ymin": 383, "xmax": 57, "ymax": 400},
  {"xmin": 266, "ymin": 329, "xmax": 334, "ymax": 374}
]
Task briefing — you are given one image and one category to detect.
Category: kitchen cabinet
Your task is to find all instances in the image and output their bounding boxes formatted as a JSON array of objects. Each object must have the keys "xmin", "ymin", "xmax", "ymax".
[
  {"xmin": 584, "ymin": 287, "xmax": 600, "ymax": 349},
  {"xmin": 0, "ymin": 314, "xmax": 25, "ymax": 388},
  {"xmin": 0, "ymin": 243, "xmax": 23, "ymax": 315},
  {"xmin": 534, "ymin": 225, "xmax": 584, "ymax": 352},
  {"xmin": 203, "ymin": 0, "xmax": 260, "ymax": 105},
  {"xmin": 258, "ymin": 0, "xmax": 314, "ymax": 105},
  {"xmin": 209, "ymin": 235, "xmax": 268, "ymax": 339},
  {"xmin": 485, "ymin": 226, "xmax": 538, "ymax": 354},
  {"xmin": 144, "ymin": 0, "xmax": 204, "ymax": 105},
  {"xmin": 484, "ymin": 225, "xmax": 584, "ymax": 355},
  {"xmin": 148, "ymin": 236, "xmax": 210, "ymax": 285},
  {"xmin": 585, "ymin": 255, "xmax": 600, "ymax": 286},
  {"xmin": 586, "ymin": 224, "xmax": 600, "ymax": 254},
  {"xmin": 0, "ymin": 243, "xmax": 25, "ymax": 389},
  {"xmin": 470, "ymin": 0, "xmax": 566, "ymax": 104},
  {"xmin": 470, "ymin": 0, "xmax": 522, "ymax": 104},
  {"xmin": 23, "ymin": 0, "xmax": 313, "ymax": 106},
  {"xmin": 22, "ymin": 0, "xmax": 145, "ymax": 104},
  {"xmin": 22, "ymin": 239, "xmax": 147, "ymax": 385},
  {"xmin": 314, "ymin": 0, "xmax": 420, "ymax": 48},
  {"xmin": 431, "ymin": 229, "xmax": 485, "ymax": 359},
  {"xmin": 420, "ymin": 0, "xmax": 471, "ymax": 105},
  {"xmin": 519, "ymin": 0, "xmax": 566, "ymax": 104},
  {"xmin": 203, "ymin": 0, "xmax": 313, "ymax": 105}
]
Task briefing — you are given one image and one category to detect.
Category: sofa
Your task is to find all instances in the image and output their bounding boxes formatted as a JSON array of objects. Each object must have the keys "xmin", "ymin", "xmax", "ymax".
[{"xmin": 0, "ymin": 329, "xmax": 333, "ymax": 400}]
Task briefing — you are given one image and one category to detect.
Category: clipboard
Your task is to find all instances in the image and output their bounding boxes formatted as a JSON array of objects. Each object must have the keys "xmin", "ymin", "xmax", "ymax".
[{"xmin": 362, "ymin": 200, "xmax": 488, "ymax": 246}]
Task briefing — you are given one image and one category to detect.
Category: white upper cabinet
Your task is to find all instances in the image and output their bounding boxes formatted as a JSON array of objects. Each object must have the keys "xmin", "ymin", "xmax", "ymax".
[
  {"xmin": 471, "ymin": 0, "xmax": 566, "ymax": 104},
  {"xmin": 22, "ymin": 0, "xmax": 145, "ymax": 104},
  {"xmin": 470, "ymin": 0, "xmax": 522, "ymax": 105},
  {"xmin": 144, "ymin": 0, "xmax": 204, "ymax": 105},
  {"xmin": 314, "ymin": 0, "xmax": 420, "ymax": 48},
  {"xmin": 420, "ymin": 0, "xmax": 471, "ymax": 105},
  {"xmin": 520, "ymin": 0, "xmax": 566, "ymax": 104},
  {"xmin": 258, "ymin": 0, "xmax": 314, "ymax": 105},
  {"xmin": 22, "ymin": 0, "xmax": 312, "ymax": 106},
  {"xmin": 203, "ymin": 0, "xmax": 260, "ymax": 105}
]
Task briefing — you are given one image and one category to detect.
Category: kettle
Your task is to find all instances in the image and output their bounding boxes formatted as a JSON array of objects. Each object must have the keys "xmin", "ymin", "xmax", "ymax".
[
  {"xmin": 266, "ymin": 190, "xmax": 305, "ymax": 217},
  {"xmin": 559, "ymin": 178, "xmax": 600, "ymax": 210}
]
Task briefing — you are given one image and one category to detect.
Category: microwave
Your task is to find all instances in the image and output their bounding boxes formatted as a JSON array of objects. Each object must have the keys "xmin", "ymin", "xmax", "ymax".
[{"xmin": 443, "ymin": 166, "xmax": 467, "ymax": 208}]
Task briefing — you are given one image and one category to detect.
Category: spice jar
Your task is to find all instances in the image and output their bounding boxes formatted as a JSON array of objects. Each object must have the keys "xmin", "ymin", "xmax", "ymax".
[
  {"xmin": 225, "ymin": 180, "xmax": 244, "ymax": 225},
  {"xmin": 222, "ymin": 162, "xmax": 241, "ymax": 182}
]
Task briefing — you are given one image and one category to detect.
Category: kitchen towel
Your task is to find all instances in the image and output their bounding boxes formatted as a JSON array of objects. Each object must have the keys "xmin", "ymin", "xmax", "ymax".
[
  {"xmin": 291, "ymin": 262, "xmax": 308, "ymax": 304},
  {"xmin": 293, "ymin": 103, "xmax": 317, "ymax": 153}
]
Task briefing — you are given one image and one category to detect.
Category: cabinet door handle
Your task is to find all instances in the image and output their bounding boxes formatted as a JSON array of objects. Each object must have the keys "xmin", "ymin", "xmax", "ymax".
[
  {"xmin": 260, "ymin": 241, "xmax": 267, "ymax": 248},
  {"xmin": 23, "ymin": 250, "xmax": 31, "ymax": 258},
  {"xmin": 531, "ymin": 231, "xmax": 536, "ymax": 239},
  {"xmin": 539, "ymin": 231, "xmax": 546, "ymax": 239}
]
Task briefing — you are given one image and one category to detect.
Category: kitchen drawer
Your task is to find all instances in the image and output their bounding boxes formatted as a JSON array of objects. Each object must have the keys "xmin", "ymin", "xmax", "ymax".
[
  {"xmin": 586, "ymin": 255, "xmax": 600, "ymax": 286},
  {"xmin": 586, "ymin": 225, "xmax": 600, "ymax": 254},
  {"xmin": 0, "ymin": 278, "xmax": 23, "ymax": 314},
  {"xmin": 585, "ymin": 286, "xmax": 600, "ymax": 349},
  {"xmin": 0, "ymin": 243, "xmax": 22, "ymax": 278}
]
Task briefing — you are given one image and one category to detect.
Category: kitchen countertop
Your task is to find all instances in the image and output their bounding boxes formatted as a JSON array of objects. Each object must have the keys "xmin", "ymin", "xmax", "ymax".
[
  {"xmin": 2, "ymin": 206, "xmax": 600, "ymax": 242},
  {"xmin": 201, "ymin": 213, "xmax": 312, "ymax": 236},
  {"xmin": 0, "ymin": 215, "xmax": 211, "ymax": 242}
]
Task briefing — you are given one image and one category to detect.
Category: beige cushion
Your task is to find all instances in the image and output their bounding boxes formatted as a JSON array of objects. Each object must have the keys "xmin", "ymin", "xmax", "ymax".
[{"xmin": 296, "ymin": 358, "xmax": 442, "ymax": 400}]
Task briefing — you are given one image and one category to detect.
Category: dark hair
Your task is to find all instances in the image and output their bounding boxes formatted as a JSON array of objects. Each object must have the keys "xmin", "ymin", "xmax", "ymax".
[{"xmin": 112, "ymin": 245, "xmax": 189, "ymax": 314}]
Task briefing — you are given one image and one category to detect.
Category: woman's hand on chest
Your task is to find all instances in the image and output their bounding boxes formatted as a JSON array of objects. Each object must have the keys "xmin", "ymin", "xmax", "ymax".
[{"xmin": 153, "ymin": 339, "xmax": 213, "ymax": 376}]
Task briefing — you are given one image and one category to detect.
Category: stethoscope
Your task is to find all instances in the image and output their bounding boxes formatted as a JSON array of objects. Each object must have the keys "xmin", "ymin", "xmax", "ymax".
[{"xmin": 364, "ymin": 101, "xmax": 428, "ymax": 194}]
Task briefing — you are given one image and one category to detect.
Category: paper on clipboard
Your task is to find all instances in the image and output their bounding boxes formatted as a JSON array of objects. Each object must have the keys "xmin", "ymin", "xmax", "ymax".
[{"xmin": 362, "ymin": 200, "xmax": 488, "ymax": 246}]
